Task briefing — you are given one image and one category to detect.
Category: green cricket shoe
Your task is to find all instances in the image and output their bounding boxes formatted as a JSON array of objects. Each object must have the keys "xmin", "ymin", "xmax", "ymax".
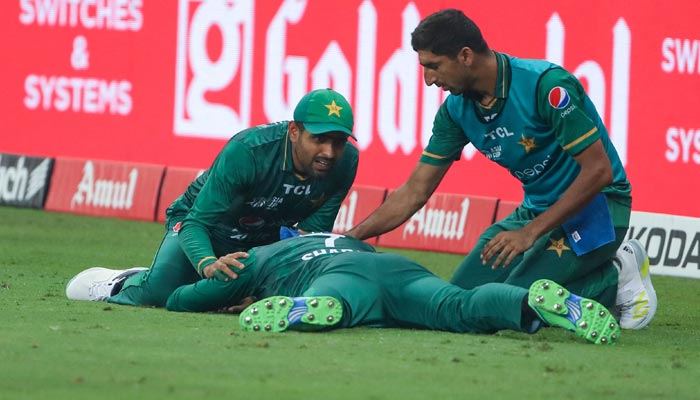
[
  {"xmin": 239, "ymin": 296, "xmax": 343, "ymax": 333},
  {"xmin": 528, "ymin": 279, "xmax": 620, "ymax": 345}
]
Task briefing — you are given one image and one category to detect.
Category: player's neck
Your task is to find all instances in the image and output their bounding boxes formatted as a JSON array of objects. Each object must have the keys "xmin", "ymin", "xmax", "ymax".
[{"xmin": 474, "ymin": 51, "xmax": 498, "ymax": 105}]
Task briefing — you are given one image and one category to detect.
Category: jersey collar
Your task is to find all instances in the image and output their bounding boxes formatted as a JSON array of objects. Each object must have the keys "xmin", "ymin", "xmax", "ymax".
[
  {"xmin": 282, "ymin": 123, "xmax": 295, "ymax": 172},
  {"xmin": 473, "ymin": 51, "xmax": 511, "ymax": 122},
  {"xmin": 282, "ymin": 124, "xmax": 308, "ymax": 180},
  {"xmin": 493, "ymin": 51, "xmax": 510, "ymax": 100}
]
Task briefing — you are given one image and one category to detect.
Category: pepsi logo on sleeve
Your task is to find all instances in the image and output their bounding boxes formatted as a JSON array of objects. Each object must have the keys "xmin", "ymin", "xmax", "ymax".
[{"xmin": 548, "ymin": 87, "xmax": 570, "ymax": 109}]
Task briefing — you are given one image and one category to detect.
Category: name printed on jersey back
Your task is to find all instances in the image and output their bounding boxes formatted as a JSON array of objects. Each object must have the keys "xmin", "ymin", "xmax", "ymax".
[{"xmin": 300, "ymin": 248, "xmax": 363, "ymax": 261}]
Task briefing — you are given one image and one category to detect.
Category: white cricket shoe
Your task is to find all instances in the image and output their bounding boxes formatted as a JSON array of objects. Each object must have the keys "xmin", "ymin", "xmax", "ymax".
[
  {"xmin": 615, "ymin": 240, "xmax": 657, "ymax": 329},
  {"xmin": 65, "ymin": 267, "xmax": 147, "ymax": 301}
]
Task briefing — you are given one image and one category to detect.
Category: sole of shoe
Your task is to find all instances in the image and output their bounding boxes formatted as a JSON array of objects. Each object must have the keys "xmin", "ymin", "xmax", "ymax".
[
  {"xmin": 239, "ymin": 296, "xmax": 343, "ymax": 333},
  {"xmin": 529, "ymin": 279, "xmax": 620, "ymax": 345}
]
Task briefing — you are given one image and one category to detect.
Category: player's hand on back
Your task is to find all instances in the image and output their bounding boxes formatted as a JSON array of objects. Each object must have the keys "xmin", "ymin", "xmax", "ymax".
[{"xmin": 203, "ymin": 252, "xmax": 249, "ymax": 281}]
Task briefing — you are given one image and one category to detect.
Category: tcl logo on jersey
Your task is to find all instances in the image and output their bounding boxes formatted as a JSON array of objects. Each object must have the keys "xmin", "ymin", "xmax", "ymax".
[
  {"xmin": 173, "ymin": 0, "xmax": 254, "ymax": 138},
  {"xmin": 283, "ymin": 184, "xmax": 312, "ymax": 195},
  {"xmin": 548, "ymin": 87, "xmax": 570, "ymax": 109}
]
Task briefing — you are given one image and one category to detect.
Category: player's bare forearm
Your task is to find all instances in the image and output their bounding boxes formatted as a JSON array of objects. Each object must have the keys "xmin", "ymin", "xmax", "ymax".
[
  {"xmin": 525, "ymin": 140, "xmax": 613, "ymax": 238},
  {"xmin": 345, "ymin": 162, "xmax": 450, "ymax": 240},
  {"xmin": 481, "ymin": 140, "xmax": 613, "ymax": 268},
  {"xmin": 345, "ymin": 185, "xmax": 427, "ymax": 240}
]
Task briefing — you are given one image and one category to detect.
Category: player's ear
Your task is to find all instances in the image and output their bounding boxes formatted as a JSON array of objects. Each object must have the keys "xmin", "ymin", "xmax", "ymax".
[
  {"xmin": 459, "ymin": 47, "xmax": 473, "ymax": 65},
  {"xmin": 288, "ymin": 121, "xmax": 302, "ymax": 142}
]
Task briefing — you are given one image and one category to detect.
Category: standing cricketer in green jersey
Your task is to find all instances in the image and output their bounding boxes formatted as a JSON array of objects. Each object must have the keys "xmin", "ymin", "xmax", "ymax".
[
  {"xmin": 345, "ymin": 9, "xmax": 656, "ymax": 330},
  {"xmin": 66, "ymin": 89, "xmax": 360, "ymax": 308},
  {"xmin": 66, "ymin": 232, "xmax": 622, "ymax": 345}
]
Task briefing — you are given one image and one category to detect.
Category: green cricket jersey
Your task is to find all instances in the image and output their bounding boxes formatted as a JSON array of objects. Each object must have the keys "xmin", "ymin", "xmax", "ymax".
[
  {"xmin": 167, "ymin": 122, "xmax": 359, "ymax": 274},
  {"xmin": 421, "ymin": 52, "xmax": 631, "ymax": 214},
  {"xmin": 243, "ymin": 233, "xmax": 377, "ymax": 299}
]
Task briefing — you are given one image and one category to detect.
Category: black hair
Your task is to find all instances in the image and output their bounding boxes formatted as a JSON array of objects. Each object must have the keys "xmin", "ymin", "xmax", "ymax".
[{"xmin": 411, "ymin": 9, "xmax": 490, "ymax": 57}]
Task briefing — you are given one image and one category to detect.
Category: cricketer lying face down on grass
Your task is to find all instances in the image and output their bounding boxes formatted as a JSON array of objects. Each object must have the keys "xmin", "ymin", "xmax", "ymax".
[{"xmin": 166, "ymin": 233, "xmax": 621, "ymax": 345}]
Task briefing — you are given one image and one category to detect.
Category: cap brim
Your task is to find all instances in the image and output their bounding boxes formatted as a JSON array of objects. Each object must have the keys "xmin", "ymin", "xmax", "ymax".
[{"xmin": 304, "ymin": 122, "xmax": 356, "ymax": 139}]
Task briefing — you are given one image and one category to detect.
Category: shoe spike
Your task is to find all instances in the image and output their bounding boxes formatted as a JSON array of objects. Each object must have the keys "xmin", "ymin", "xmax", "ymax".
[
  {"xmin": 542, "ymin": 282, "xmax": 550, "ymax": 289},
  {"xmin": 278, "ymin": 320, "xmax": 286, "ymax": 327},
  {"xmin": 327, "ymin": 316, "xmax": 334, "ymax": 322},
  {"xmin": 244, "ymin": 316, "xmax": 252, "ymax": 324},
  {"xmin": 554, "ymin": 303, "xmax": 562, "ymax": 311},
  {"xmin": 253, "ymin": 324, "xmax": 260, "ymax": 331},
  {"xmin": 535, "ymin": 295, "xmax": 544, "ymax": 303},
  {"xmin": 310, "ymin": 299, "xmax": 319, "ymax": 307},
  {"xmin": 556, "ymin": 289, "xmax": 564, "ymax": 296},
  {"xmin": 600, "ymin": 337, "xmax": 608, "ymax": 343},
  {"xmin": 265, "ymin": 301, "xmax": 273, "ymax": 309},
  {"xmin": 251, "ymin": 307, "xmax": 259, "ymax": 315},
  {"xmin": 585, "ymin": 302, "xmax": 594, "ymax": 310},
  {"xmin": 591, "ymin": 331, "xmax": 598, "ymax": 338},
  {"xmin": 264, "ymin": 324, "xmax": 272, "ymax": 331},
  {"xmin": 327, "ymin": 300, "xmax": 335, "ymax": 307},
  {"xmin": 599, "ymin": 310, "xmax": 606, "ymax": 317},
  {"xmin": 278, "ymin": 299, "xmax": 287, "ymax": 306},
  {"xmin": 307, "ymin": 314, "xmax": 315, "ymax": 321},
  {"xmin": 579, "ymin": 321, "xmax": 588, "ymax": 328},
  {"xmin": 609, "ymin": 323, "xmax": 616, "ymax": 329}
]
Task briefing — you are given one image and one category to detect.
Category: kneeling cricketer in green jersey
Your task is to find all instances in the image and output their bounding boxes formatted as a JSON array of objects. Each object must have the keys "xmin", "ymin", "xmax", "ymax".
[
  {"xmin": 345, "ymin": 10, "xmax": 649, "ymax": 328},
  {"xmin": 66, "ymin": 89, "xmax": 359, "ymax": 308}
]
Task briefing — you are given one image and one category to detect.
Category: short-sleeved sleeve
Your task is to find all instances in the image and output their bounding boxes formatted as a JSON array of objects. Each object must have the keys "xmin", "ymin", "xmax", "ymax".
[
  {"xmin": 420, "ymin": 100, "xmax": 470, "ymax": 166},
  {"xmin": 537, "ymin": 69, "xmax": 600, "ymax": 156}
]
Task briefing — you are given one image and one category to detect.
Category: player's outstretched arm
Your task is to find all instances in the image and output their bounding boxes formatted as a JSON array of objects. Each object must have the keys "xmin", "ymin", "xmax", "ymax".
[{"xmin": 345, "ymin": 162, "xmax": 451, "ymax": 240}]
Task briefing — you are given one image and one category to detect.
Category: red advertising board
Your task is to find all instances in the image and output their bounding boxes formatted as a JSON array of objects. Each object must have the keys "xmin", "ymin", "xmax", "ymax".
[
  {"xmin": 495, "ymin": 200, "xmax": 520, "ymax": 222},
  {"xmin": 155, "ymin": 166, "xmax": 204, "ymax": 223},
  {"xmin": 2, "ymin": 1, "xmax": 700, "ymax": 217},
  {"xmin": 332, "ymin": 184, "xmax": 387, "ymax": 245},
  {"xmin": 45, "ymin": 158, "xmax": 164, "ymax": 221},
  {"xmin": 376, "ymin": 193, "xmax": 498, "ymax": 254}
]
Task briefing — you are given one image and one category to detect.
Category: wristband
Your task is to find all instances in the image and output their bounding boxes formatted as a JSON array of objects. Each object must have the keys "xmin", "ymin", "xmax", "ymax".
[{"xmin": 197, "ymin": 256, "xmax": 217, "ymax": 276}]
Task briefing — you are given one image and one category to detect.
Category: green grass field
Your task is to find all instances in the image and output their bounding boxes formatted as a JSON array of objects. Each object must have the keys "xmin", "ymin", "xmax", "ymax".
[{"xmin": 1, "ymin": 206, "xmax": 699, "ymax": 399}]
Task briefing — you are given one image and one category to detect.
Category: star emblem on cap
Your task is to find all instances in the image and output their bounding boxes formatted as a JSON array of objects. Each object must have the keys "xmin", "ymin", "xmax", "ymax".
[
  {"xmin": 547, "ymin": 237, "xmax": 571, "ymax": 257},
  {"xmin": 518, "ymin": 134, "xmax": 538, "ymax": 153},
  {"xmin": 325, "ymin": 100, "xmax": 343, "ymax": 117}
]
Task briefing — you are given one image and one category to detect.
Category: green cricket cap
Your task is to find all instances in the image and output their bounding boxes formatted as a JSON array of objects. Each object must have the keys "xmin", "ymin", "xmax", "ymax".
[{"xmin": 293, "ymin": 89, "xmax": 355, "ymax": 139}]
